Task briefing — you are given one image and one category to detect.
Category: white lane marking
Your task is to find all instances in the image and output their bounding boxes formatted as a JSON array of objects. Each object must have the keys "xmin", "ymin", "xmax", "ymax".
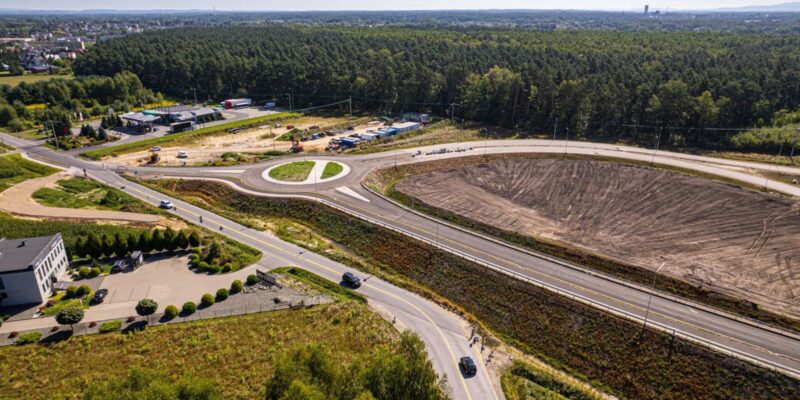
[
  {"xmin": 688, "ymin": 307, "xmax": 699, "ymax": 314},
  {"xmin": 335, "ymin": 186, "xmax": 371, "ymax": 203}
]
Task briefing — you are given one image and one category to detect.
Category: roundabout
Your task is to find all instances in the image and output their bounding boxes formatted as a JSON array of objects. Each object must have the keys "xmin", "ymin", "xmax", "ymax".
[{"xmin": 261, "ymin": 159, "xmax": 350, "ymax": 185}]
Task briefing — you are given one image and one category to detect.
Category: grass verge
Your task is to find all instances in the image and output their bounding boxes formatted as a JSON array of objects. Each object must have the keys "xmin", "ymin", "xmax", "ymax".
[
  {"xmin": 321, "ymin": 161, "xmax": 344, "ymax": 179},
  {"xmin": 145, "ymin": 178, "xmax": 800, "ymax": 400},
  {"xmin": 272, "ymin": 266, "xmax": 366, "ymax": 303},
  {"xmin": 268, "ymin": 160, "xmax": 315, "ymax": 182},
  {"xmin": 81, "ymin": 111, "xmax": 299, "ymax": 160},
  {"xmin": 32, "ymin": 177, "xmax": 163, "ymax": 214},
  {"xmin": 366, "ymin": 152, "xmax": 800, "ymax": 332},
  {"xmin": 0, "ymin": 153, "xmax": 58, "ymax": 192}
]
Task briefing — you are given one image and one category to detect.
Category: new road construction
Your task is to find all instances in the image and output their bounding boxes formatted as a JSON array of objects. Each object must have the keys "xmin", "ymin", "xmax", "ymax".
[{"xmin": 4, "ymin": 132, "xmax": 800, "ymax": 395}]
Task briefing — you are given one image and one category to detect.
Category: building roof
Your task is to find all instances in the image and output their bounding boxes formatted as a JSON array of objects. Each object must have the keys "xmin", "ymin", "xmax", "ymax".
[
  {"xmin": 120, "ymin": 112, "xmax": 159, "ymax": 124},
  {"xmin": 0, "ymin": 234, "xmax": 60, "ymax": 274},
  {"xmin": 191, "ymin": 107, "xmax": 219, "ymax": 118}
]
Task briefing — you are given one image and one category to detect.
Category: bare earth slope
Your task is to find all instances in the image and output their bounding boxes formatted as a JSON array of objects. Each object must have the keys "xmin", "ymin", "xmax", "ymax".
[{"xmin": 396, "ymin": 158, "xmax": 800, "ymax": 317}]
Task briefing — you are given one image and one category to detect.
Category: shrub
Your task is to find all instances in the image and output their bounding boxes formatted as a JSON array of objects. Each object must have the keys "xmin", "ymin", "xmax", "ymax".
[
  {"xmin": 164, "ymin": 305, "xmax": 178, "ymax": 320},
  {"xmin": 89, "ymin": 267, "xmax": 101, "ymax": 278},
  {"xmin": 198, "ymin": 261, "xmax": 209, "ymax": 271},
  {"xmin": 200, "ymin": 293, "xmax": 215, "ymax": 307},
  {"xmin": 98, "ymin": 320, "xmax": 122, "ymax": 333},
  {"xmin": 188, "ymin": 253, "xmax": 199, "ymax": 261},
  {"xmin": 65, "ymin": 285, "xmax": 78, "ymax": 298},
  {"xmin": 182, "ymin": 302, "xmax": 197, "ymax": 315},
  {"xmin": 78, "ymin": 267, "xmax": 90, "ymax": 279},
  {"xmin": 221, "ymin": 263, "xmax": 232, "ymax": 273},
  {"xmin": 190, "ymin": 258, "xmax": 201, "ymax": 268},
  {"xmin": 135, "ymin": 299, "xmax": 158, "ymax": 322},
  {"xmin": 15, "ymin": 331, "xmax": 42, "ymax": 345},
  {"xmin": 55, "ymin": 306, "xmax": 85, "ymax": 330},
  {"xmin": 231, "ymin": 280, "xmax": 244, "ymax": 294},
  {"xmin": 246, "ymin": 274, "xmax": 259, "ymax": 285},
  {"xmin": 206, "ymin": 264, "xmax": 221, "ymax": 274},
  {"xmin": 216, "ymin": 288, "xmax": 229, "ymax": 301},
  {"xmin": 76, "ymin": 285, "xmax": 91, "ymax": 297}
]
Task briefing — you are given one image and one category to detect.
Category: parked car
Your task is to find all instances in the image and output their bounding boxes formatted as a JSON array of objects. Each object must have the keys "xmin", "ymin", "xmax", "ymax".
[
  {"xmin": 177, "ymin": 150, "xmax": 188, "ymax": 158},
  {"xmin": 111, "ymin": 260, "xmax": 127, "ymax": 273},
  {"xmin": 91, "ymin": 289, "xmax": 109, "ymax": 304},
  {"xmin": 286, "ymin": 125, "xmax": 295, "ymax": 129},
  {"xmin": 159, "ymin": 200, "xmax": 174, "ymax": 209},
  {"xmin": 459, "ymin": 357, "xmax": 477, "ymax": 376},
  {"xmin": 342, "ymin": 272, "xmax": 361, "ymax": 288},
  {"xmin": 149, "ymin": 146, "xmax": 161, "ymax": 152}
]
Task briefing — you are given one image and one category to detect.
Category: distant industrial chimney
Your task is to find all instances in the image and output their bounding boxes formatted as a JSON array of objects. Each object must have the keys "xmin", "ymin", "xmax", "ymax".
[{"xmin": 644, "ymin": 5, "xmax": 650, "ymax": 14}]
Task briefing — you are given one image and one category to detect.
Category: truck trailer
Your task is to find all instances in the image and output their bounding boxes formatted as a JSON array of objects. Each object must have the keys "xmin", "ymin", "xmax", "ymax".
[{"xmin": 223, "ymin": 98, "xmax": 253, "ymax": 109}]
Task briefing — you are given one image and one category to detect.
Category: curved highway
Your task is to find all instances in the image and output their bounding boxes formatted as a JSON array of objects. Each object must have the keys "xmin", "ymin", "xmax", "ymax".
[{"xmin": 5, "ymin": 133, "xmax": 800, "ymax": 384}]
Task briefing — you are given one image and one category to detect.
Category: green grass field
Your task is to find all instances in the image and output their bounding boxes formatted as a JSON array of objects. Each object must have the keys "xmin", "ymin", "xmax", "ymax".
[
  {"xmin": 0, "ymin": 73, "xmax": 73, "ymax": 87},
  {"xmin": 321, "ymin": 161, "xmax": 344, "ymax": 179},
  {"xmin": 0, "ymin": 154, "xmax": 58, "ymax": 192},
  {"xmin": 0, "ymin": 302, "xmax": 410, "ymax": 399},
  {"xmin": 82, "ymin": 112, "xmax": 299, "ymax": 160},
  {"xmin": 32, "ymin": 177, "xmax": 162, "ymax": 215},
  {"xmin": 268, "ymin": 160, "xmax": 315, "ymax": 182}
]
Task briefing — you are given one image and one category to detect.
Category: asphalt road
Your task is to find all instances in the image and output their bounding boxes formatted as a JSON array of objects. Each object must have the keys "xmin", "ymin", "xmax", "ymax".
[
  {"xmin": 0, "ymin": 133, "xmax": 502, "ymax": 400},
  {"xmin": 188, "ymin": 142, "xmax": 800, "ymax": 378},
  {"xmin": 6, "ymin": 132, "xmax": 800, "ymax": 382}
]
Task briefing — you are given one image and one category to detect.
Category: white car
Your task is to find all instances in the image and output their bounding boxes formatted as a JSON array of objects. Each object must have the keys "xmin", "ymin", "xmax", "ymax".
[
  {"xmin": 159, "ymin": 200, "xmax": 174, "ymax": 209},
  {"xmin": 149, "ymin": 146, "xmax": 162, "ymax": 152},
  {"xmin": 176, "ymin": 150, "xmax": 188, "ymax": 158}
]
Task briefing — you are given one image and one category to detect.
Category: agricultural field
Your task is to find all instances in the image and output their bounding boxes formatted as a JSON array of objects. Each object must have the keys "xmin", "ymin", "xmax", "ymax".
[
  {"xmin": 0, "ymin": 154, "xmax": 57, "ymax": 192},
  {"xmin": 145, "ymin": 178, "xmax": 800, "ymax": 400},
  {"xmin": 0, "ymin": 301, "xmax": 444, "ymax": 399},
  {"xmin": 392, "ymin": 156, "xmax": 800, "ymax": 321},
  {"xmin": 0, "ymin": 72, "xmax": 73, "ymax": 87}
]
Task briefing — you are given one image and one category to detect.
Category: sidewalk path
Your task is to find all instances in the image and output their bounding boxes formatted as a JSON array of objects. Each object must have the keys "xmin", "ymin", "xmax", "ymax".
[{"xmin": 0, "ymin": 172, "xmax": 161, "ymax": 223}]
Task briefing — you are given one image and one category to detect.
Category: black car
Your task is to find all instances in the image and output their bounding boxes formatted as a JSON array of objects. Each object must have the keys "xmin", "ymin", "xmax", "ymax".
[
  {"xmin": 91, "ymin": 289, "xmax": 109, "ymax": 304},
  {"xmin": 342, "ymin": 272, "xmax": 361, "ymax": 288},
  {"xmin": 459, "ymin": 356, "xmax": 477, "ymax": 376}
]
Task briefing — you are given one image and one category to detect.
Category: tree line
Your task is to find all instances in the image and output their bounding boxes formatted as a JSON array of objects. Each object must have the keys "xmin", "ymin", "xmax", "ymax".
[
  {"xmin": 0, "ymin": 71, "xmax": 161, "ymax": 133},
  {"xmin": 72, "ymin": 228, "xmax": 201, "ymax": 260},
  {"xmin": 73, "ymin": 26, "xmax": 800, "ymax": 152}
]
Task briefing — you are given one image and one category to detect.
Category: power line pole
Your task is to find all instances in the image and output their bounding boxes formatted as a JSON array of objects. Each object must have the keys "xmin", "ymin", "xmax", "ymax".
[
  {"xmin": 650, "ymin": 127, "xmax": 663, "ymax": 166},
  {"xmin": 790, "ymin": 128, "xmax": 800, "ymax": 164},
  {"xmin": 191, "ymin": 88, "xmax": 198, "ymax": 105},
  {"xmin": 348, "ymin": 96, "xmax": 352, "ymax": 120},
  {"xmin": 553, "ymin": 118, "xmax": 557, "ymax": 141}
]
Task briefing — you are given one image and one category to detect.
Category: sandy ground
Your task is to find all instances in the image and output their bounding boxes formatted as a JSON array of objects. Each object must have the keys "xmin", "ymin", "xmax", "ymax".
[
  {"xmin": 396, "ymin": 158, "xmax": 800, "ymax": 318},
  {"xmin": 0, "ymin": 171, "xmax": 162, "ymax": 223},
  {"xmin": 109, "ymin": 116, "xmax": 379, "ymax": 167}
]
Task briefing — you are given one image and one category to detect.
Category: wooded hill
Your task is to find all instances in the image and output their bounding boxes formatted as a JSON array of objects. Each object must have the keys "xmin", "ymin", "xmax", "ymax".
[{"xmin": 74, "ymin": 26, "xmax": 800, "ymax": 152}]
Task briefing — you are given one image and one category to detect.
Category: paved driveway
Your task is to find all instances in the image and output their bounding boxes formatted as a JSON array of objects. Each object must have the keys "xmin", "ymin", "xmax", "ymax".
[{"xmin": 94, "ymin": 254, "xmax": 259, "ymax": 316}]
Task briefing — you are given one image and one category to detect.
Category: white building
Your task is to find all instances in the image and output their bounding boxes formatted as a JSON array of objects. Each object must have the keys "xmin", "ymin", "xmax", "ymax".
[{"xmin": 0, "ymin": 234, "xmax": 68, "ymax": 307}]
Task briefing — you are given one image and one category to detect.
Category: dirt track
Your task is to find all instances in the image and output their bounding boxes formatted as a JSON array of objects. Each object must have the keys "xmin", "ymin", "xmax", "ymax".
[
  {"xmin": 0, "ymin": 172, "xmax": 162, "ymax": 223},
  {"xmin": 396, "ymin": 158, "xmax": 800, "ymax": 317}
]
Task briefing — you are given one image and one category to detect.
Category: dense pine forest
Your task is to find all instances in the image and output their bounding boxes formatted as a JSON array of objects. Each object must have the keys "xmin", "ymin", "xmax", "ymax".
[{"xmin": 74, "ymin": 25, "xmax": 800, "ymax": 151}]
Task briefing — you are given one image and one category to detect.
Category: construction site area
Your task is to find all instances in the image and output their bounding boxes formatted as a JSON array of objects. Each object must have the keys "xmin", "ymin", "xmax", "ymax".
[{"xmin": 394, "ymin": 156, "xmax": 800, "ymax": 318}]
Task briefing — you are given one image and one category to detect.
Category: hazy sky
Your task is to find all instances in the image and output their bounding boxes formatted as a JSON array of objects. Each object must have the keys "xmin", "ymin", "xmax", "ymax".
[{"xmin": 0, "ymin": 0, "xmax": 793, "ymax": 12}]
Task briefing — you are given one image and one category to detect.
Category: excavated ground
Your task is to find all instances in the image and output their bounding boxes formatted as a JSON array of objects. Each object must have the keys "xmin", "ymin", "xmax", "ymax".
[{"xmin": 395, "ymin": 158, "xmax": 800, "ymax": 317}]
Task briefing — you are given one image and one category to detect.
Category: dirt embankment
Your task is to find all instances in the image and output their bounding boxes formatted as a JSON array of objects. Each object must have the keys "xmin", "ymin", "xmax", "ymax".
[{"xmin": 395, "ymin": 158, "xmax": 800, "ymax": 318}]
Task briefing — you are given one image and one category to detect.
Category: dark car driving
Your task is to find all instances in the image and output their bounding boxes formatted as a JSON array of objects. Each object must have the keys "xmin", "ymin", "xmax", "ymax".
[
  {"xmin": 342, "ymin": 272, "xmax": 361, "ymax": 288},
  {"xmin": 459, "ymin": 356, "xmax": 477, "ymax": 376},
  {"xmin": 91, "ymin": 289, "xmax": 109, "ymax": 304}
]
